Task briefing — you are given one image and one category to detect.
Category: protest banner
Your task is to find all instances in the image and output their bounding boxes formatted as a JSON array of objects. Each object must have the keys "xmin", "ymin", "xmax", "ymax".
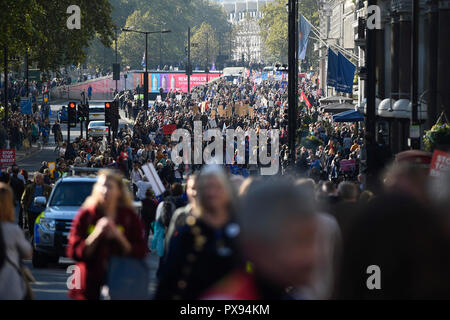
[
  {"xmin": 430, "ymin": 150, "xmax": 450, "ymax": 177},
  {"xmin": 340, "ymin": 159, "xmax": 356, "ymax": 172},
  {"xmin": 0, "ymin": 149, "xmax": 15, "ymax": 168},
  {"xmin": 226, "ymin": 104, "xmax": 233, "ymax": 118},
  {"xmin": 162, "ymin": 124, "xmax": 177, "ymax": 135}
]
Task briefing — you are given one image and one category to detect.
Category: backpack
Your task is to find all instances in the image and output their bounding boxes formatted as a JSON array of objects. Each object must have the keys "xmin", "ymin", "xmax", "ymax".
[{"xmin": 158, "ymin": 197, "xmax": 177, "ymax": 230}]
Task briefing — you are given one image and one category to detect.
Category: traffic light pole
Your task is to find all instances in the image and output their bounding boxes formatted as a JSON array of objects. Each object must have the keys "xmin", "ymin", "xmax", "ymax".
[
  {"xmin": 206, "ymin": 35, "xmax": 209, "ymax": 83},
  {"xmin": 288, "ymin": 0, "xmax": 298, "ymax": 166},
  {"xmin": 67, "ymin": 121, "xmax": 70, "ymax": 143},
  {"xmin": 143, "ymin": 32, "xmax": 149, "ymax": 112},
  {"xmin": 188, "ymin": 27, "xmax": 191, "ymax": 93},
  {"xmin": 115, "ymin": 29, "xmax": 118, "ymax": 96},
  {"xmin": 3, "ymin": 46, "xmax": 8, "ymax": 131}
]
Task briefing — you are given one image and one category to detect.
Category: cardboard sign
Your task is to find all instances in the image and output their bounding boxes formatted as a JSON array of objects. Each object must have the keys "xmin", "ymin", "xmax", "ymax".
[
  {"xmin": 249, "ymin": 107, "xmax": 254, "ymax": 119},
  {"xmin": 163, "ymin": 124, "xmax": 177, "ymax": 135},
  {"xmin": 430, "ymin": 150, "xmax": 450, "ymax": 177},
  {"xmin": 218, "ymin": 105, "xmax": 226, "ymax": 117},
  {"xmin": 193, "ymin": 105, "xmax": 199, "ymax": 115},
  {"xmin": 141, "ymin": 163, "xmax": 166, "ymax": 196},
  {"xmin": 226, "ymin": 105, "xmax": 233, "ymax": 118},
  {"xmin": 0, "ymin": 149, "xmax": 15, "ymax": 168}
]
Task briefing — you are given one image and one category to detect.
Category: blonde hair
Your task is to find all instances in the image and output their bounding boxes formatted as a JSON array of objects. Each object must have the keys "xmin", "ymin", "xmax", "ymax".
[
  {"xmin": 82, "ymin": 169, "xmax": 134, "ymax": 211},
  {"xmin": 0, "ymin": 182, "xmax": 15, "ymax": 222}
]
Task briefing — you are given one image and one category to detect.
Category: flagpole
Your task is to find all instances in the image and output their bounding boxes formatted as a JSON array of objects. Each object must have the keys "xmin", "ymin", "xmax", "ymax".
[{"xmin": 301, "ymin": 14, "xmax": 359, "ymax": 61}]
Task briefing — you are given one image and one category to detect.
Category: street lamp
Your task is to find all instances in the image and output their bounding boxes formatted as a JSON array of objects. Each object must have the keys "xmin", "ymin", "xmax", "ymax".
[{"xmin": 122, "ymin": 27, "xmax": 171, "ymax": 109}]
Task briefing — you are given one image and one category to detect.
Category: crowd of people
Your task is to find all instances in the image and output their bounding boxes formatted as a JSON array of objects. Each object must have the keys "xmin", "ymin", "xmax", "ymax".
[{"xmin": 1, "ymin": 68, "xmax": 450, "ymax": 301}]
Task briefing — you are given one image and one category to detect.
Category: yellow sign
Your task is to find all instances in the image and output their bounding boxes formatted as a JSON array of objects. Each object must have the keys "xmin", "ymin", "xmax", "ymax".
[{"xmin": 48, "ymin": 162, "xmax": 56, "ymax": 178}]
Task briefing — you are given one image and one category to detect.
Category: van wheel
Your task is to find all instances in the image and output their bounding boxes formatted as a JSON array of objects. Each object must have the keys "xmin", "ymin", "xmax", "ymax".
[{"xmin": 32, "ymin": 251, "xmax": 49, "ymax": 268}]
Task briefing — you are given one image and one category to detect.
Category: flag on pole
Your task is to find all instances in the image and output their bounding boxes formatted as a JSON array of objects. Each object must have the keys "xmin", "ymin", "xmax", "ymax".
[
  {"xmin": 301, "ymin": 90, "xmax": 311, "ymax": 110},
  {"xmin": 327, "ymin": 48, "xmax": 338, "ymax": 88},
  {"xmin": 298, "ymin": 14, "xmax": 312, "ymax": 60},
  {"xmin": 336, "ymin": 52, "xmax": 356, "ymax": 94},
  {"xmin": 141, "ymin": 52, "xmax": 146, "ymax": 68}
]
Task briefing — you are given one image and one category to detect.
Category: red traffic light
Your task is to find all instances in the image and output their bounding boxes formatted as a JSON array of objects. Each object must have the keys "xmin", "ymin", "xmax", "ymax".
[
  {"xmin": 69, "ymin": 102, "xmax": 76, "ymax": 109},
  {"xmin": 105, "ymin": 102, "xmax": 111, "ymax": 108}
]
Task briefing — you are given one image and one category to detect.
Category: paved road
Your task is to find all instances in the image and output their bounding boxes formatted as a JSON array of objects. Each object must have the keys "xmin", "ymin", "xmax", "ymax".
[
  {"xmin": 24, "ymin": 240, "xmax": 160, "ymax": 300},
  {"xmin": 17, "ymin": 101, "xmax": 160, "ymax": 300}
]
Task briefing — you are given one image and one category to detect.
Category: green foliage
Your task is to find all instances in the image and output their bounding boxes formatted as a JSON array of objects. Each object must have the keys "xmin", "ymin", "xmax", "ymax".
[
  {"xmin": 301, "ymin": 135, "xmax": 323, "ymax": 152},
  {"xmin": 116, "ymin": 0, "xmax": 230, "ymax": 70},
  {"xmin": 259, "ymin": 0, "xmax": 319, "ymax": 67},
  {"xmin": 191, "ymin": 23, "xmax": 219, "ymax": 67},
  {"xmin": 424, "ymin": 123, "xmax": 450, "ymax": 152},
  {"xmin": 0, "ymin": 0, "xmax": 114, "ymax": 72}
]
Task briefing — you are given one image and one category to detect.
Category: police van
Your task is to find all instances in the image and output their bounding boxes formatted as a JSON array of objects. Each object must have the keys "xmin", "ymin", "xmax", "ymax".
[{"xmin": 32, "ymin": 168, "xmax": 141, "ymax": 268}]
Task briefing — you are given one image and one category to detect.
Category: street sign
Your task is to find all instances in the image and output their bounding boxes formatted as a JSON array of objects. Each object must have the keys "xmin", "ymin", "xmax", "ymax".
[
  {"xmin": 28, "ymin": 69, "xmax": 41, "ymax": 81},
  {"xmin": 0, "ymin": 149, "xmax": 15, "ymax": 168},
  {"xmin": 409, "ymin": 125, "xmax": 420, "ymax": 138}
]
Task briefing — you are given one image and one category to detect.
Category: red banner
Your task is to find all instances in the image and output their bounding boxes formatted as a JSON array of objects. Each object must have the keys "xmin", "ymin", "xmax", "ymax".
[
  {"xmin": 162, "ymin": 124, "xmax": 177, "ymax": 135},
  {"xmin": 430, "ymin": 150, "xmax": 450, "ymax": 177},
  {"xmin": 0, "ymin": 149, "xmax": 16, "ymax": 168},
  {"xmin": 340, "ymin": 159, "xmax": 356, "ymax": 172},
  {"xmin": 301, "ymin": 90, "xmax": 311, "ymax": 109}
]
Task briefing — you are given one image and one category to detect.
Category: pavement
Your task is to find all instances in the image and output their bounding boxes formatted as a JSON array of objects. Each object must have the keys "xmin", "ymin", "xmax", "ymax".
[{"xmin": 15, "ymin": 144, "xmax": 42, "ymax": 163}]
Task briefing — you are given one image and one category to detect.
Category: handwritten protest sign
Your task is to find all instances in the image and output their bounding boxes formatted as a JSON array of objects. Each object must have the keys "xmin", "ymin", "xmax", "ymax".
[{"xmin": 430, "ymin": 150, "xmax": 450, "ymax": 177}]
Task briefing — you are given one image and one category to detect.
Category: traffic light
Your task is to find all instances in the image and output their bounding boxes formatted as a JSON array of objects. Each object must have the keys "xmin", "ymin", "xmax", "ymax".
[
  {"xmin": 105, "ymin": 101, "xmax": 112, "ymax": 126},
  {"xmin": 68, "ymin": 102, "xmax": 77, "ymax": 127}
]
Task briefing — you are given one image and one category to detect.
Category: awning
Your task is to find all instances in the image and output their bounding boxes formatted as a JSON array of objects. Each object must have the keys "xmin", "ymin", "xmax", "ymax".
[
  {"xmin": 319, "ymin": 95, "xmax": 354, "ymax": 105},
  {"xmin": 332, "ymin": 109, "xmax": 364, "ymax": 122},
  {"xmin": 320, "ymin": 103, "xmax": 355, "ymax": 114}
]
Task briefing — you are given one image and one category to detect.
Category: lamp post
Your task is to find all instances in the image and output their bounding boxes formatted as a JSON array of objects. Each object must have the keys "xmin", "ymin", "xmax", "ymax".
[
  {"xmin": 287, "ymin": 0, "xmax": 299, "ymax": 166},
  {"xmin": 122, "ymin": 27, "xmax": 171, "ymax": 110}
]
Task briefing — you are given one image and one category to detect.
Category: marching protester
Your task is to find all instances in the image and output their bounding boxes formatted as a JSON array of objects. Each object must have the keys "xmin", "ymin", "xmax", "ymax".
[
  {"xmin": 0, "ymin": 183, "xmax": 33, "ymax": 300},
  {"xmin": 66, "ymin": 170, "xmax": 148, "ymax": 300},
  {"xmin": 20, "ymin": 173, "xmax": 52, "ymax": 240},
  {"xmin": 154, "ymin": 166, "xmax": 238, "ymax": 300}
]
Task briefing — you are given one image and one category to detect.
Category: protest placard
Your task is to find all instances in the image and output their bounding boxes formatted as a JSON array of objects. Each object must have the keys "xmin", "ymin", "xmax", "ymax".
[
  {"xmin": 141, "ymin": 163, "xmax": 166, "ymax": 196},
  {"xmin": 430, "ymin": 150, "xmax": 450, "ymax": 177}
]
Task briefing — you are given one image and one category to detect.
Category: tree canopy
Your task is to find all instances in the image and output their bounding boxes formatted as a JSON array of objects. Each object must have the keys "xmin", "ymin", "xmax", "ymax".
[
  {"xmin": 116, "ymin": 0, "xmax": 230, "ymax": 71},
  {"xmin": 259, "ymin": 0, "xmax": 319, "ymax": 67},
  {"xmin": 0, "ymin": 0, "xmax": 115, "ymax": 73}
]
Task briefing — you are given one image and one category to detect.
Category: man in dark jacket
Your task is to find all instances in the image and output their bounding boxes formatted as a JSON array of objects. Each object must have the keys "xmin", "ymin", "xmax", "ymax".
[
  {"xmin": 21, "ymin": 172, "xmax": 52, "ymax": 240},
  {"xmin": 10, "ymin": 166, "xmax": 25, "ymax": 228}
]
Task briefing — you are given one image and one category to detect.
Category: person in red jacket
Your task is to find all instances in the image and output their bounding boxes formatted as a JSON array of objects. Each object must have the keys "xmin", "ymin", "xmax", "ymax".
[{"xmin": 66, "ymin": 169, "xmax": 148, "ymax": 300}]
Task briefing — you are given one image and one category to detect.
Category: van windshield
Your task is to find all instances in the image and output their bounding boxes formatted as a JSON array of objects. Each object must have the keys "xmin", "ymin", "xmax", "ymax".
[
  {"xmin": 49, "ymin": 181, "xmax": 95, "ymax": 206},
  {"xmin": 90, "ymin": 107, "xmax": 104, "ymax": 113}
]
